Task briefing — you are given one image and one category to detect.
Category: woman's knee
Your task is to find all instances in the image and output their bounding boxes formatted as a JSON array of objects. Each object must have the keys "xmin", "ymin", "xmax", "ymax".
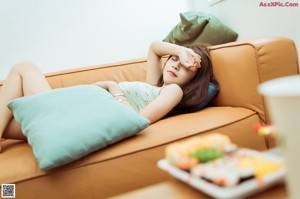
[{"xmin": 12, "ymin": 61, "xmax": 40, "ymax": 74}]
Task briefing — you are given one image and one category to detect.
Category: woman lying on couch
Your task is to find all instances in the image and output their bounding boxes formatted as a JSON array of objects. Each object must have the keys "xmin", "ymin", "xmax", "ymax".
[{"xmin": 0, "ymin": 41, "xmax": 216, "ymax": 152}]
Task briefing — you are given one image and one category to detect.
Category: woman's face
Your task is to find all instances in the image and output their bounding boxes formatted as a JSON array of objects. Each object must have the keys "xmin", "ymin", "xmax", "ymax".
[{"xmin": 163, "ymin": 56, "xmax": 197, "ymax": 87}]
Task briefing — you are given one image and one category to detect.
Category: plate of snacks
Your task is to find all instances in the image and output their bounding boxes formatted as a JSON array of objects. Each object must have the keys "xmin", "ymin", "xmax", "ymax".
[{"xmin": 157, "ymin": 133, "xmax": 286, "ymax": 199}]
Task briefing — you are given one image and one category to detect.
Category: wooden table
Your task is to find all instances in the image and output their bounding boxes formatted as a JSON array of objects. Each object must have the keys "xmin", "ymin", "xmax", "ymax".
[
  {"xmin": 111, "ymin": 148, "xmax": 287, "ymax": 199},
  {"xmin": 110, "ymin": 179, "xmax": 287, "ymax": 199}
]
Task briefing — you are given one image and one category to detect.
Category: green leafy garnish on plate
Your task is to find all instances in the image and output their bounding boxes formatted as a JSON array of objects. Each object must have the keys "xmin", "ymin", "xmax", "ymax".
[{"xmin": 190, "ymin": 147, "xmax": 224, "ymax": 163}]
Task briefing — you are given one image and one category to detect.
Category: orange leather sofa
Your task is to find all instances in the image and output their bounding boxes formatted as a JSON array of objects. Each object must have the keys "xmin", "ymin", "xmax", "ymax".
[{"xmin": 0, "ymin": 37, "xmax": 299, "ymax": 199}]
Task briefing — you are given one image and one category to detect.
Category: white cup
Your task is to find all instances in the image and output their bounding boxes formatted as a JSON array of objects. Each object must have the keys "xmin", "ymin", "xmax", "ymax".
[{"xmin": 258, "ymin": 75, "xmax": 300, "ymax": 199}]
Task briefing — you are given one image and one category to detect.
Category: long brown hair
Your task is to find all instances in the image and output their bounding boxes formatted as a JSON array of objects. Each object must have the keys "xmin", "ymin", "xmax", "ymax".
[{"xmin": 158, "ymin": 45, "xmax": 218, "ymax": 116}]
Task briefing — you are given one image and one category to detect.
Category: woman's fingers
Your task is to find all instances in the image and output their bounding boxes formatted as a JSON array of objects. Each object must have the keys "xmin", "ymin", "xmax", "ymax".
[
  {"xmin": 179, "ymin": 48, "xmax": 202, "ymax": 71},
  {"xmin": 193, "ymin": 54, "xmax": 201, "ymax": 68},
  {"xmin": 189, "ymin": 65, "xmax": 197, "ymax": 71},
  {"xmin": 186, "ymin": 54, "xmax": 201, "ymax": 71}
]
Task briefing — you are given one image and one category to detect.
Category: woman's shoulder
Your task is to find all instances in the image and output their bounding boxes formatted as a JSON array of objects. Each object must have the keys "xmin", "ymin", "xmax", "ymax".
[{"xmin": 160, "ymin": 84, "xmax": 183, "ymax": 96}]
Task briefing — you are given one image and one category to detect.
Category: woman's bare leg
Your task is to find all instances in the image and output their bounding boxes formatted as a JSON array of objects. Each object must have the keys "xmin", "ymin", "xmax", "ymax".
[
  {"xmin": 0, "ymin": 62, "xmax": 51, "ymax": 143},
  {"xmin": 2, "ymin": 120, "xmax": 25, "ymax": 140}
]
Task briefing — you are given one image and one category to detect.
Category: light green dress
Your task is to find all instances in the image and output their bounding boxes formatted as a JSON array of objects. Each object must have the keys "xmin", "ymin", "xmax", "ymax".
[{"xmin": 119, "ymin": 81, "xmax": 162, "ymax": 112}]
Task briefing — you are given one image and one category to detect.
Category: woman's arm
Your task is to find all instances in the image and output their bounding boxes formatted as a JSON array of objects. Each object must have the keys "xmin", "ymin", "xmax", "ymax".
[
  {"xmin": 146, "ymin": 41, "xmax": 201, "ymax": 86},
  {"xmin": 93, "ymin": 81, "xmax": 134, "ymax": 110},
  {"xmin": 146, "ymin": 41, "xmax": 184, "ymax": 85},
  {"xmin": 93, "ymin": 81, "xmax": 121, "ymax": 95},
  {"xmin": 139, "ymin": 84, "xmax": 183, "ymax": 124}
]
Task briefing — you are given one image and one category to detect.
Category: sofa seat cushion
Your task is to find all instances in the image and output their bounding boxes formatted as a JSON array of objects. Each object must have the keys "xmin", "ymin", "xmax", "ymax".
[{"xmin": 0, "ymin": 106, "xmax": 258, "ymax": 183}]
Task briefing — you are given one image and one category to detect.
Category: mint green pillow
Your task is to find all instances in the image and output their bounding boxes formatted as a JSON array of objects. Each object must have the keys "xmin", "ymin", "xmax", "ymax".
[
  {"xmin": 7, "ymin": 85, "xmax": 150, "ymax": 170},
  {"xmin": 164, "ymin": 11, "xmax": 238, "ymax": 46}
]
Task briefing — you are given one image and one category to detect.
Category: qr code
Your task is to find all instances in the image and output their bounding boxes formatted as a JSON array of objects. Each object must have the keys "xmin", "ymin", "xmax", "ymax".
[{"xmin": 1, "ymin": 184, "xmax": 15, "ymax": 198}]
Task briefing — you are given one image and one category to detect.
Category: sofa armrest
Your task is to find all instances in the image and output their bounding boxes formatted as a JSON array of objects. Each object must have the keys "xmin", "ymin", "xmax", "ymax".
[{"xmin": 210, "ymin": 37, "xmax": 299, "ymax": 123}]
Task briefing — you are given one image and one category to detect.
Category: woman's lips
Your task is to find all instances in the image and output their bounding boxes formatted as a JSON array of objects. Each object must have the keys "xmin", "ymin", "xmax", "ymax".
[{"xmin": 168, "ymin": 71, "xmax": 177, "ymax": 77}]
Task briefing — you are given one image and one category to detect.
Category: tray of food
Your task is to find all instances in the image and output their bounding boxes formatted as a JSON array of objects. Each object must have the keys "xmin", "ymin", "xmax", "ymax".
[{"xmin": 157, "ymin": 133, "xmax": 286, "ymax": 199}]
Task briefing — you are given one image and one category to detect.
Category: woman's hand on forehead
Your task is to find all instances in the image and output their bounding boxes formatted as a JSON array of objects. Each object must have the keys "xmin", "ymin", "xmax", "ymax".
[
  {"xmin": 189, "ymin": 54, "xmax": 201, "ymax": 71},
  {"xmin": 179, "ymin": 49, "xmax": 201, "ymax": 71}
]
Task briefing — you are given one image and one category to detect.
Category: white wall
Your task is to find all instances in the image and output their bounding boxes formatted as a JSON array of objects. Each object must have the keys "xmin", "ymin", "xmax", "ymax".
[
  {"xmin": 188, "ymin": 0, "xmax": 300, "ymax": 61},
  {"xmin": 0, "ymin": 0, "xmax": 188, "ymax": 80},
  {"xmin": 2, "ymin": 0, "xmax": 299, "ymax": 81}
]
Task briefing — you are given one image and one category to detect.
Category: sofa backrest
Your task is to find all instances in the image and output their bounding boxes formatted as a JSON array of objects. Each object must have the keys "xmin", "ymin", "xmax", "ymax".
[
  {"xmin": 44, "ymin": 58, "xmax": 148, "ymax": 89},
  {"xmin": 0, "ymin": 37, "xmax": 298, "ymax": 124},
  {"xmin": 210, "ymin": 37, "xmax": 299, "ymax": 123}
]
